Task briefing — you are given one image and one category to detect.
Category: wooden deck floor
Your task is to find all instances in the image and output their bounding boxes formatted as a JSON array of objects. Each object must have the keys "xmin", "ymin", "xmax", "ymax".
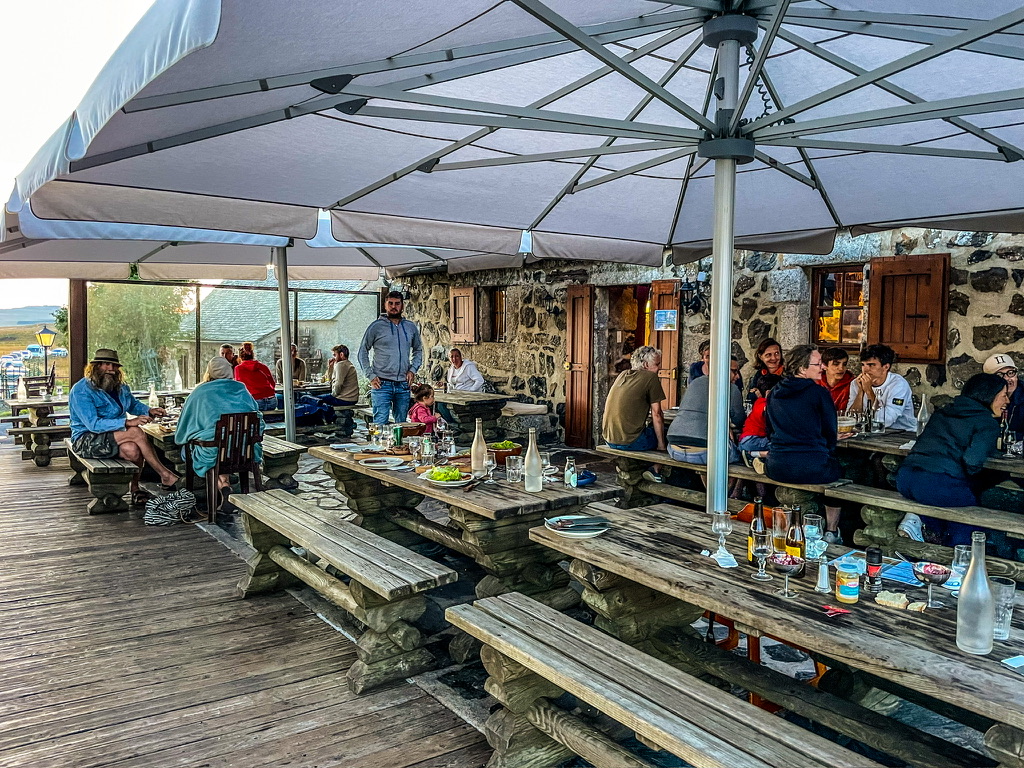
[{"xmin": 0, "ymin": 444, "xmax": 489, "ymax": 768}]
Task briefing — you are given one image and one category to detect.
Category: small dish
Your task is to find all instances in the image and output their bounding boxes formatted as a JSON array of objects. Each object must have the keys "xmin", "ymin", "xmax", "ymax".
[
  {"xmin": 544, "ymin": 514, "xmax": 609, "ymax": 539},
  {"xmin": 359, "ymin": 457, "xmax": 406, "ymax": 469}
]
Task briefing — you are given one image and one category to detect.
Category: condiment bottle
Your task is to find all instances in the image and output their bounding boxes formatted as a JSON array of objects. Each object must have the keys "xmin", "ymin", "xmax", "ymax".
[
  {"xmin": 523, "ymin": 428, "xmax": 543, "ymax": 493},
  {"xmin": 470, "ymin": 418, "xmax": 487, "ymax": 478},
  {"xmin": 835, "ymin": 564, "xmax": 860, "ymax": 604},
  {"xmin": 747, "ymin": 497, "xmax": 766, "ymax": 563},
  {"xmin": 957, "ymin": 531, "xmax": 995, "ymax": 655},
  {"xmin": 563, "ymin": 456, "xmax": 578, "ymax": 488},
  {"xmin": 865, "ymin": 547, "xmax": 883, "ymax": 594}
]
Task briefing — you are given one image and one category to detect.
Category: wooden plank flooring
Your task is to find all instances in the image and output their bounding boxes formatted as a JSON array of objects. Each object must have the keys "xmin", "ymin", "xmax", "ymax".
[{"xmin": 0, "ymin": 444, "xmax": 489, "ymax": 768}]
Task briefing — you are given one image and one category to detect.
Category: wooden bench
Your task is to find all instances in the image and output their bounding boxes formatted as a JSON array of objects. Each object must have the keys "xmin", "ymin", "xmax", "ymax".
[
  {"xmin": 261, "ymin": 435, "xmax": 308, "ymax": 490},
  {"xmin": 827, "ymin": 483, "xmax": 1024, "ymax": 582},
  {"xmin": 10, "ymin": 425, "xmax": 71, "ymax": 466},
  {"xmin": 447, "ymin": 592, "xmax": 884, "ymax": 768},
  {"xmin": 233, "ymin": 489, "xmax": 457, "ymax": 693},
  {"xmin": 2, "ymin": 412, "xmax": 69, "ymax": 443},
  {"xmin": 64, "ymin": 437, "xmax": 141, "ymax": 514}
]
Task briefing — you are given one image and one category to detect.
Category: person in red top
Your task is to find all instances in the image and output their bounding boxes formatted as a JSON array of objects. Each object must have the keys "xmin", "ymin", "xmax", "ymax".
[
  {"xmin": 408, "ymin": 383, "xmax": 439, "ymax": 434},
  {"xmin": 818, "ymin": 347, "xmax": 854, "ymax": 411},
  {"xmin": 233, "ymin": 342, "xmax": 278, "ymax": 410},
  {"xmin": 738, "ymin": 373, "xmax": 782, "ymax": 460}
]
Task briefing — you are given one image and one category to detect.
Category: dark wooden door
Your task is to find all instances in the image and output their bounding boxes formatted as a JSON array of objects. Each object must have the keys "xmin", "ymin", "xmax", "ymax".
[
  {"xmin": 565, "ymin": 284, "xmax": 594, "ymax": 448},
  {"xmin": 867, "ymin": 254, "xmax": 949, "ymax": 362},
  {"xmin": 649, "ymin": 279, "xmax": 681, "ymax": 409}
]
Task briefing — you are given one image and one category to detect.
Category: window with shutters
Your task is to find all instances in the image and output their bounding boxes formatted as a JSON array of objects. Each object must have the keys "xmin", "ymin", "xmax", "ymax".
[
  {"xmin": 486, "ymin": 287, "xmax": 507, "ymax": 343},
  {"xmin": 866, "ymin": 253, "xmax": 949, "ymax": 363},
  {"xmin": 449, "ymin": 287, "xmax": 477, "ymax": 344},
  {"xmin": 810, "ymin": 266, "xmax": 866, "ymax": 349}
]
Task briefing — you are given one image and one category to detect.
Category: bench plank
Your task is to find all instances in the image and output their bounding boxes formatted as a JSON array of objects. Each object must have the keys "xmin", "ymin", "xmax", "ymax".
[
  {"xmin": 231, "ymin": 489, "xmax": 455, "ymax": 599},
  {"xmin": 449, "ymin": 593, "xmax": 880, "ymax": 768}
]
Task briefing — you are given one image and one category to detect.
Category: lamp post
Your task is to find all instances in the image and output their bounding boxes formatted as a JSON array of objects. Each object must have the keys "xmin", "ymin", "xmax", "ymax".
[{"xmin": 35, "ymin": 325, "xmax": 57, "ymax": 393}]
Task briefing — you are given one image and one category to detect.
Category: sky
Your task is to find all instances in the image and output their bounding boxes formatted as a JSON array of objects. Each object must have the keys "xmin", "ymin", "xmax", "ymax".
[{"xmin": 0, "ymin": 1, "xmax": 155, "ymax": 310}]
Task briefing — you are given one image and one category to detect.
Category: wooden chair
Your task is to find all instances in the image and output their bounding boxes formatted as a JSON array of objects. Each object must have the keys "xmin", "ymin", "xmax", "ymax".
[
  {"xmin": 20, "ymin": 375, "xmax": 50, "ymax": 398},
  {"xmin": 185, "ymin": 411, "xmax": 264, "ymax": 522}
]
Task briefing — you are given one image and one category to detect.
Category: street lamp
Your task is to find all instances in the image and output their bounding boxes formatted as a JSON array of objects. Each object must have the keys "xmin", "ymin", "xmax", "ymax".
[{"xmin": 35, "ymin": 325, "xmax": 57, "ymax": 393}]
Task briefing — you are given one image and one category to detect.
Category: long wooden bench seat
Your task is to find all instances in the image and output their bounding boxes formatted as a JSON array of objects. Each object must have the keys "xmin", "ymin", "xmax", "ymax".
[
  {"xmin": 9, "ymin": 425, "xmax": 70, "ymax": 466},
  {"xmin": 447, "ymin": 592, "xmax": 884, "ymax": 768},
  {"xmin": 233, "ymin": 489, "xmax": 457, "ymax": 693},
  {"xmin": 64, "ymin": 437, "xmax": 141, "ymax": 514}
]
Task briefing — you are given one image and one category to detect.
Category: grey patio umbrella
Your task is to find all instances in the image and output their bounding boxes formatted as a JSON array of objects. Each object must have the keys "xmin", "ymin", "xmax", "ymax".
[{"xmin": 11, "ymin": 1, "xmax": 1024, "ymax": 513}]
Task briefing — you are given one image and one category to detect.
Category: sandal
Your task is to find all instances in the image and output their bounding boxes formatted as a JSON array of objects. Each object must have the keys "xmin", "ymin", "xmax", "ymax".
[{"xmin": 131, "ymin": 488, "xmax": 155, "ymax": 506}]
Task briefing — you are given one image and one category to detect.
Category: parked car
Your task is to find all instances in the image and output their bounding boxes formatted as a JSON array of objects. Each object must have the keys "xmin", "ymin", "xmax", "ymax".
[
  {"xmin": 25, "ymin": 344, "xmax": 42, "ymax": 358},
  {"xmin": 50, "ymin": 347, "xmax": 68, "ymax": 357}
]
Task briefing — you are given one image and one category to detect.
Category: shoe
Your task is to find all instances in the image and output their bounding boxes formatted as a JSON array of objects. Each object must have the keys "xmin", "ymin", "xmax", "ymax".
[
  {"xmin": 130, "ymin": 488, "xmax": 155, "ymax": 506},
  {"xmin": 642, "ymin": 470, "xmax": 664, "ymax": 484},
  {"xmin": 742, "ymin": 453, "xmax": 754, "ymax": 468},
  {"xmin": 823, "ymin": 530, "xmax": 843, "ymax": 545},
  {"xmin": 897, "ymin": 513, "xmax": 924, "ymax": 542},
  {"xmin": 752, "ymin": 457, "xmax": 766, "ymax": 476}
]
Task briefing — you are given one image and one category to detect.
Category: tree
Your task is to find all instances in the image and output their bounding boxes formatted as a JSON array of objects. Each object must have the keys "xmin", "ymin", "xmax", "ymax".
[
  {"xmin": 53, "ymin": 305, "xmax": 68, "ymax": 338},
  {"xmin": 86, "ymin": 283, "xmax": 191, "ymax": 387}
]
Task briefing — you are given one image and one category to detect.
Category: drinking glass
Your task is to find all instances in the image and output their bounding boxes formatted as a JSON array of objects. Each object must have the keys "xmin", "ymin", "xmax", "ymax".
[
  {"xmin": 771, "ymin": 507, "xmax": 791, "ymax": 554},
  {"xmin": 367, "ymin": 423, "xmax": 382, "ymax": 450},
  {"xmin": 484, "ymin": 451, "xmax": 497, "ymax": 484},
  {"xmin": 770, "ymin": 555, "xmax": 805, "ymax": 599},
  {"xmin": 54, "ymin": 385, "xmax": 64, "ymax": 398},
  {"xmin": 436, "ymin": 418, "xmax": 449, "ymax": 439},
  {"xmin": 711, "ymin": 511, "xmax": 732, "ymax": 553},
  {"xmin": 506, "ymin": 455, "xmax": 524, "ymax": 482},
  {"xmin": 803, "ymin": 514, "xmax": 824, "ymax": 559},
  {"xmin": 751, "ymin": 532, "xmax": 773, "ymax": 582},
  {"xmin": 540, "ymin": 451, "xmax": 556, "ymax": 482},
  {"xmin": 990, "ymin": 576, "xmax": 1016, "ymax": 641},
  {"xmin": 948, "ymin": 544, "xmax": 970, "ymax": 591},
  {"xmin": 421, "ymin": 439, "xmax": 436, "ymax": 467},
  {"xmin": 407, "ymin": 437, "xmax": 422, "ymax": 467}
]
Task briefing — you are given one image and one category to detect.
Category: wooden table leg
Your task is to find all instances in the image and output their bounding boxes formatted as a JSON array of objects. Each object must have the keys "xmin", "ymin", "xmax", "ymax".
[
  {"xmin": 28, "ymin": 406, "xmax": 54, "ymax": 428},
  {"xmin": 612, "ymin": 456, "xmax": 660, "ymax": 509},
  {"xmin": 321, "ymin": 461, "xmax": 429, "ymax": 548},
  {"xmin": 263, "ymin": 453, "xmax": 301, "ymax": 490}
]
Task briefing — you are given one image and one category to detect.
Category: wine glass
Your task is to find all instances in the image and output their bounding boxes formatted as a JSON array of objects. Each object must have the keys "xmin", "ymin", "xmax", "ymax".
[
  {"xmin": 54, "ymin": 385, "xmax": 64, "ymax": 398},
  {"xmin": 751, "ymin": 532, "xmax": 773, "ymax": 582},
  {"xmin": 769, "ymin": 554, "xmax": 805, "ymax": 599},
  {"xmin": 540, "ymin": 451, "xmax": 556, "ymax": 482},
  {"xmin": 407, "ymin": 437, "xmax": 422, "ymax": 467},
  {"xmin": 421, "ymin": 438, "xmax": 436, "ymax": 467},
  {"xmin": 711, "ymin": 511, "xmax": 732, "ymax": 553},
  {"xmin": 484, "ymin": 451, "xmax": 497, "ymax": 484},
  {"xmin": 912, "ymin": 562, "xmax": 952, "ymax": 609}
]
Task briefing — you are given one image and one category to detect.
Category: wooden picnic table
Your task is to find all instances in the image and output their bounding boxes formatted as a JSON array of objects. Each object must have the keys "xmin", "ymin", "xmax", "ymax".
[
  {"xmin": 530, "ymin": 502, "xmax": 1024, "ymax": 766},
  {"xmin": 433, "ymin": 390, "xmax": 510, "ymax": 441},
  {"xmin": 839, "ymin": 429, "xmax": 1024, "ymax": 477},
  {"xmin": 5, "ymin": 397, "xmax": 70, "ymax": 426},
  {"xmin": 309, "ymin": 444, "xmax": 619, "ymax": 606}
]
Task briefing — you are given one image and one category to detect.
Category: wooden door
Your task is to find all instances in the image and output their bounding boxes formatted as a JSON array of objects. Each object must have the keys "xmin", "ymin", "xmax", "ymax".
[
  {"xmin": 649, "ymin": 279, "xmax": 681, "ymax": 408},
  {"xmin": 565, "ymin": 284, "xmax": 594, "ymax": 448},
  {"xmin": 867, "ymin": 254, "xmax": 949, "ymax": 363}
]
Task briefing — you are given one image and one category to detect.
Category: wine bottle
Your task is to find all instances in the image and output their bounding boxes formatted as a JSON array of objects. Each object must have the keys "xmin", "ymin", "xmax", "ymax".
[
  {"xmin": 956, "ymin": 531, "xmax": 995, "ymax": 655},
  {"xmin": 785, "ymin": 506, "xmax": 805, "ymax": 559},
  {"xmin": 524, "ymin": 428, "xmax": 543, "ymax": 493},
  {"xmin": 915, "ymin": 394, "xmax": 931, "ymax": 437},
  {"xmin": 470, "ymin": 418, "xmax": 487, "ymax": 478},
  {"xmin": 747, "ymin": 497, "xmax": 765, "ymax": 563},
  {"xmin": 148, "ymin": 382, "xmax": 159, "ymax": 408}
]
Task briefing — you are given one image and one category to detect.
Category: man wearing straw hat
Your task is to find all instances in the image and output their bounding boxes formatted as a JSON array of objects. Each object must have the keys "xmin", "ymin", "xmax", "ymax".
[{"xmin": 68, "ymin": 348, "xmax": 180, "ymax": 504}]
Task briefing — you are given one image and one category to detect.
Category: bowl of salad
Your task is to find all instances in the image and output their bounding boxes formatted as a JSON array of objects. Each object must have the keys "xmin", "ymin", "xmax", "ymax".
[
  {"xmin": 423, "ymin": 465, "xmax": 474, "ymax": 487},
  {"xmin": 488, "ymin": 441, "xmax": 522, "ymax": 465}
]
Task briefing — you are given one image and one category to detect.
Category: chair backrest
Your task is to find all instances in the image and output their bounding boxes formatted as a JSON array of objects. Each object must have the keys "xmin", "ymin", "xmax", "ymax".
[
  {"xmin": 21, "ymin": 376, "xmax": 49, "ymax": 398},
  {"xmin": 212, "ymin": 411, "xmax": 264, "ymax": 474}
]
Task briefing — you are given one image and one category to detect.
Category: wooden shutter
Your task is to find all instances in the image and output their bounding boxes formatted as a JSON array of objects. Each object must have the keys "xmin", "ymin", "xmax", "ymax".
[
  {"xmin": 867, "ymin": 253, "xmax": 949, "ymax": 362},
  {"xmin": 649, "ymin": 279, "xmax": 681, "ymax": 409},
  {"xmin": 565, "ymin": 285, "xmax": 594, "ymax": 448},
  {"xmin": 449, "ymin": 287, "xmax": 477, "ymax": 344}
]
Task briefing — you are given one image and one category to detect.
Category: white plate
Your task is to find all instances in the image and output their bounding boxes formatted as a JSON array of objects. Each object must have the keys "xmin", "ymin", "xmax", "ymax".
[
  {"xmin": 424, "ymin": 474, "xmax": 474, "ymax": 488},
  {"xmin": 544, "ymin": 515, "xmax": 609, "ymax": 539},
  {"xmin": 359, "ymin": 457, "xmax": 406, "ymax": 469}
]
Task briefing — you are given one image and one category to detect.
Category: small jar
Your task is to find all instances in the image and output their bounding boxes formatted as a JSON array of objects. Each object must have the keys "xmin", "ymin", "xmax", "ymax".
[{"xmin": 835, "ymin": 564, "xmax": 860, "ymax": 604}]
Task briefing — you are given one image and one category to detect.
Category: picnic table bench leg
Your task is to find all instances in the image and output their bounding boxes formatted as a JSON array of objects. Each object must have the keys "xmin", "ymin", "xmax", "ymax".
[
  {"xmin": 773, "ymin": 487, "xmax": 822, "ymax": 517},
  {"xmin": 236, "ymin": 511, "xmax": 303, "ymax": 597},
  {"xmin": 22, "ymin": 432, "xmax": 52, "ymax": 467},
  {"xmin": 263, "ymin": 452, "xmax": 301, "ymax": 490},
  {"xmin": 67, "ymin": 450, "xmax": 87, "ymax": 486},
  {"xmin": 84, "ymin": 472, "xmax": 133, "ymax": 514},
  {"xmin": 612, "ymin": 456, "xmax": 661, "ymax": 509},
  {"xmin": 853, "ymin": 503, "xmax": 903, "ymax": 548},
  {"xmin": 321, "ymin": 461, "xmax": 429, "ymax": 548}
]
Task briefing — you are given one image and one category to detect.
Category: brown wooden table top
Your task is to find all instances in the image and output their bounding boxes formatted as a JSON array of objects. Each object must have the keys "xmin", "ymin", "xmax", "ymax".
[
  {"xmin": 839, "ymin": 429, "xmax": 1024, "ymax": 476},
  {"xmin": 530, "ymin": 503, "xmax": 1024, "ymax": 731},
  {"xmin": 6, "ymin": 398, "xmax": 69, "ymax": 410},
  {"xmin": 433, "ymin": 391, "xmax": 511, "ymax": 406},
  {"xmin": 310, "ymin": 445, "xmax": 619, "ymax": 520}
]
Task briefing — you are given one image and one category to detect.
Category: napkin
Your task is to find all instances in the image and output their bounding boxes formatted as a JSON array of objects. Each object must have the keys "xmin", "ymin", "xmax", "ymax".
[
  {"xmin": 701, "ymin": 548, "xmax": 738, "ymax": 568},
  {"xmin": 898, "ymin": 440, "xmax": 917, "ymax": 450}
]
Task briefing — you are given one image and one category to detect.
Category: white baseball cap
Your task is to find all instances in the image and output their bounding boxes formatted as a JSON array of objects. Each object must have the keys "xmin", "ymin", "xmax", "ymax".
[{"xmin": 983, "ymin": 353, "xmax": 1016, "ymax": 374}]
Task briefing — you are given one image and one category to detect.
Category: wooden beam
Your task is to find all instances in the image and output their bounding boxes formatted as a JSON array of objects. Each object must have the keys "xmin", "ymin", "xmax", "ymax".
[{"xmin": 68, "ymin": 279, "xmax": 88, "ymax": 385}]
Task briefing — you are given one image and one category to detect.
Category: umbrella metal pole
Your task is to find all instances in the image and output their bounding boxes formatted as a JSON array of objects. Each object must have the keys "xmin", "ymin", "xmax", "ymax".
[
  {"xmin": 273, "ymin": 246, "xmax": 297, "ymax": 442},
  {"xmin": 707, "ymin": 34, "xmax": 741, "ymax": 517}
]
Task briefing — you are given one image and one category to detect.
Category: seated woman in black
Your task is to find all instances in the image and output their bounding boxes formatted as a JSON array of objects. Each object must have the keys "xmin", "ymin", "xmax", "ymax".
[
  {"xmin": 895, "ymin": 373, "xmax": 1009, "ymax": 546},
  {"xmin": 765, "ymin": 344, "xmax": 844, "ymax": 543}
]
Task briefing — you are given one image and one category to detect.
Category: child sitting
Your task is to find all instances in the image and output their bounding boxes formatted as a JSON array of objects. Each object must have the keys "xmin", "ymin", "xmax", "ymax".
[{"xmin": 408, "ymin": 383, "xmax": 439, "ymax": 434}]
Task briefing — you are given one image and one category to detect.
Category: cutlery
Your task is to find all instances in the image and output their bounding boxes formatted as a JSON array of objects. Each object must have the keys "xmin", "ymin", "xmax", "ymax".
[{"xmin": 546, "ymin": 516, "xmax": 610, "ymax": 529}]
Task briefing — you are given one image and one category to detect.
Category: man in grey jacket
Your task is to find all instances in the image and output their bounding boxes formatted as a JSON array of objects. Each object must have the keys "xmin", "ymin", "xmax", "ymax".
[{"xmin": 358, "ymin": 291, "xmax": 424, "ymax": 424}]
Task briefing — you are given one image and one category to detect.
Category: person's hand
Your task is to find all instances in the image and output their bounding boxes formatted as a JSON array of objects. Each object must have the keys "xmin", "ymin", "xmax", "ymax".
[
  {"xmin": 127, "ymin": 416, "xmax": 152, "ymax": 427},
  {"xmin": 837, "ymin": 432, "xmax": 855, "ymax": 440},
  {"xmin": 149, "ymin": 407, "xmax": 167, "ymax": 418},
  {"xmin": 406, "ymin": 370, "xmax": 415, "ymax": 385},
  {"xmin": 369, "ymin": 377, "xmax": 382, "ymax": 390}
]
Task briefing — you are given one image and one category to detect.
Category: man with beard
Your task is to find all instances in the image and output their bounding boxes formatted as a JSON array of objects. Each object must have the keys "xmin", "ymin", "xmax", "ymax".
[
  {"xmin": 68, "ymin": 349, "xmax": 180, "ymax": 504},
  {"xmin": 358, "ymin": 291, "xmax": 423, "ymax": 424}
]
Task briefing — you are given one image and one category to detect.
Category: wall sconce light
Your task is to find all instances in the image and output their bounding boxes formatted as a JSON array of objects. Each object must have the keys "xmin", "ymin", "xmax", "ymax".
[
  {"xmin": 679, "ymin": 271, "xmax": 710, "ymax": 313},
  {"xmin": 541, "ymin": 293, "xmax": 562, "ymax": 315}
]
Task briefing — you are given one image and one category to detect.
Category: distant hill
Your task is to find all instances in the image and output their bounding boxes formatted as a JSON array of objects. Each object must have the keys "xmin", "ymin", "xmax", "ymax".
[{"xmin": 0, "ymin": 306, "xmax": 61, "ymax": 327}]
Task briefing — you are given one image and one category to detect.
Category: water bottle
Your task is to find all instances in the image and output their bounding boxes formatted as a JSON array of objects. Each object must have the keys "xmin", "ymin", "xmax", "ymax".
[
  {"xmin": 956, "ymin": 531, "xmax": 995, "ymax": 655},
  {"xmin": 524, "ymin": 428, "xmax": 543, "ymax": 493},
  {"xmin": 563, "ymin": 456, "xmax": 578, "ymax": 488},
  {"xmin": 148, "ymin": 382, "xmax": 159, "ymax": 408},
  {"xmin": 470, "ymin": 418, "xmax": 487, "ymax": 478},
  {"xmin": 915, "ymin": 394, "xmax": 931, "ymax": 437}
]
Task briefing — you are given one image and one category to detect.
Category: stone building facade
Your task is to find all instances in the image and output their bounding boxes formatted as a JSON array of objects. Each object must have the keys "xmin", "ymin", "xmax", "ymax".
[{"xmin": 395, "ymin": 227, "xmax": 1024, "ymax": 443}]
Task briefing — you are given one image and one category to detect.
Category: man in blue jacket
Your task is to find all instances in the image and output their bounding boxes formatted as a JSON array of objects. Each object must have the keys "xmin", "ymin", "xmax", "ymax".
[
  {"xmin": 69, "ymin": 349, "xmax": 180, "ymax": 502},
  {"xmin": 358, "ymin": 292, "xmax": 423, "ymax": 424}
]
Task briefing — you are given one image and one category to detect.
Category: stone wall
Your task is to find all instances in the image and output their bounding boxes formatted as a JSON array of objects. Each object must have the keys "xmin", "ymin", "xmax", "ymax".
[{"xmin": 396, "ymin": 227, "xmax": 1024, "ymax": 440}]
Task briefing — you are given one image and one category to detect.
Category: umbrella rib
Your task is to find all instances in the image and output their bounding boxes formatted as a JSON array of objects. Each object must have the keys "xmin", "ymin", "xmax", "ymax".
[
  {"xmin": 526, "ymin": 33, "xmax": 708, "ymax": 232},
  {"xmin": 327, "ymin": 24, "xmax": 699, "ymax": 209},
  {"xmin": 125, "ymin": 10, "xmax": 706, "ymax": 113},
  {"xmin": 570, "ymin": 148, "xmax": 698, "ymax": 194},
  {"xmin": 416, "ymin": 249, "xmax": 449, "ymax": 262},
  {"xmin": 775, "ymin": 28, "xmax": 1024, "ymax": 159},
  {"xmin": 784, "ymin": 7, "xmax": 1024, "ymax": 34},
  {"xmin": 509, "ymin": 0, "xmax": 717, "ymax": 133},
  {"xmin": 746, "ymin": 5, "xmax": 1024, "ymax": 129},
  {"xmin": 752, "ymin": 151, "xmax": 816, "ymax": 187},
  {"xmin": 730, "ymin": 0, "xmax": 792, "ymax": 134},
  {"xmin": 761, "ymin": 137, "xmax": 1008, "ymax": 161},
  {"xmin": 355, "ymin": 248, "xmax": 383, "ymax": 268},
  {"xmin": 431, "ymin": 140, "xmax": 696, "ymax": 171}
]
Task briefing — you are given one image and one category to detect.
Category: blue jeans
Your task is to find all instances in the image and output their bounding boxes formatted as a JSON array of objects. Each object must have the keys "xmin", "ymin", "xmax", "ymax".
[
  {"xmin": 667, "ymin": 442, "xmax": 740, "ymax": 464},
  {"xmin": 896, "ymin": 467, "xmax": 976, "ymax": 547},
  {"xmin": 371, "ymin": 380, "xmax": 411, "ymax": 424},
  {"xmin": 436, "ymin": 401, "xmax": 456, "ymax": 425},
  {"xmin": 256, "ymin": 396, "xmax": 277, "ymax": 411},
  {"xmin": 606, "ymin": 426, "xmax": 659, "ymax": 452},
  {"xmin": 737, "ymin": 435, "xmax": 769, "ymax": 454}
]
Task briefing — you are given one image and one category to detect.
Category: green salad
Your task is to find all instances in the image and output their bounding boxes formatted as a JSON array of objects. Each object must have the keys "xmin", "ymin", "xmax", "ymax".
[
  {"xmin": 428, "ymin": 466, "xmax": 465, "ymax": 482},
  {"xmin": 489, "ymin": 441, "xmax": 519, "ymax": 450}
]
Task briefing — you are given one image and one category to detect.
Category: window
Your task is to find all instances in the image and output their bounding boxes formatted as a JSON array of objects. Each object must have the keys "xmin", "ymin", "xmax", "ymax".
[
  {"xmin": 867, "ymin": 253, "xmax": 949, "ymax": 363},
  {"xmin": 489, "ymin": 287, "xmax": 507, "ymax": 343},
  {"xmin": 449, "ymin": 287, "xmax": 477, "ymax": 344},
  {"xmin": 811, "ymin": 266, "xmax": 865, "ymax": 348}
]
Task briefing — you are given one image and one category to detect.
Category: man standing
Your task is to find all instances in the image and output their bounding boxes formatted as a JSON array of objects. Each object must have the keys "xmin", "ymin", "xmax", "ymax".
[
  {"xmin": 219, "ymin": 344, "xmax": 239, "ymax": 368},
  {"xmin": 984, "ymin": 353, "xmax": 1024, "ymax": 439},
  {"xmin": 275, "ymin": 343, "xmax": 308, "ymax": 382},
  {"xmin": 68, "ymin": 349, "xmax": 180, "ymax": 504},
  {"xmin": 602, "ymin": 346, "xmax": 667, "ymax": 452},
  {"xmin": 849, "ymin": 344, "xmax": 916, "ymax": 431},
  {"xmin": 358, "ymin": 291, "xmax": 423, "ymax": 424},
  {"xmin": 328, "ymin": 344, "xmax": 360, "ymax": 405}
]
